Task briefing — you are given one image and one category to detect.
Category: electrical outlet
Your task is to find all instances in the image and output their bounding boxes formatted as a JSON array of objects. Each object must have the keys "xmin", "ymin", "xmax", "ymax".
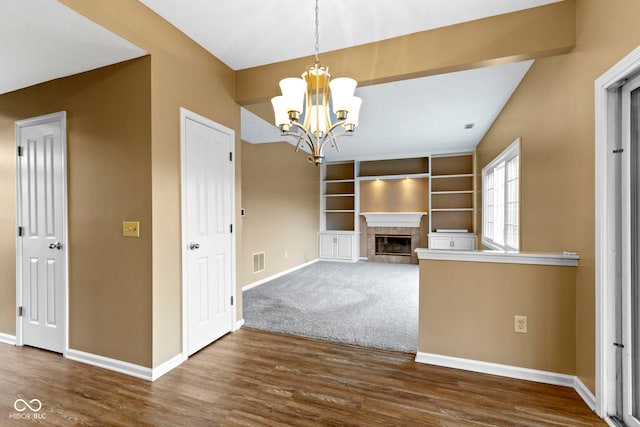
[{"xmin": 514, "ymin": 315, "xmax": 527, "ymax": 333}]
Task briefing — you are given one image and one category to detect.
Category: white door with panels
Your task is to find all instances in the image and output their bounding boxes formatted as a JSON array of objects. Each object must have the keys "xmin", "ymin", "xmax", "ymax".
[
  {"xmin": 16, "ymin": 112, "xmax": 67, "ymax": 354},
  {"xmin": 182, "ymin": 110, "xmax": 234, "ymax": 356}
]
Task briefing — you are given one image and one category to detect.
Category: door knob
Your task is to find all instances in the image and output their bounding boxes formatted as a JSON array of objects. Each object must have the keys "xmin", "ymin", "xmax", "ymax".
[
  {"xmin": 189, "ymin": 242, "xmax": 200, "ymax": 250},
  {"xmin": 48, "ymin": 242, "xmax": 62, "ymax": 250}
]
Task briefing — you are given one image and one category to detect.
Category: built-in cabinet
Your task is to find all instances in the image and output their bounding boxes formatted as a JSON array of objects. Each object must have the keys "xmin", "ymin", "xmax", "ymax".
[
  {"xmin": 320, "ymin": 154, "xmax": 476, "ymax": 261},
  {"xmin": 318, "ymin": 232, "xmax": 357, "ymax": 261},
  {"xmin": 428, "ymin": 232, "xmax": 477, "ymax": 250}
]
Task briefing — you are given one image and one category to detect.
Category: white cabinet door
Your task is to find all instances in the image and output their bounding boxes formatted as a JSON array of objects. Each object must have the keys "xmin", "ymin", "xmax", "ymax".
[
  {"xmin": 452, "ymin": 236, "xmax": 476, "ymax": 251},
  {"xmin": 319, "ymin": 234, "xmax": 336, "ymax": 258},
  {"xmin": 336, "ymin": 235, "xmax": 353, "ymax": 260},
  {"xmin": 429, "ymin": 236, "xmax": 452, "ymax": 250}
]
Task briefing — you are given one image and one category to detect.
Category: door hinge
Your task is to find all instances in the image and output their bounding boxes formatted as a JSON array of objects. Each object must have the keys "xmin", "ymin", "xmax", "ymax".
[
  {"xmin": 229, "ymin": 152, "xmax": 233, "ymax": 162},
  {"xmin": 230, "ymin": 224, "xmax": 233, "ymax": 233},
  {"xmin": 231, "ymin": 296, "xmax": 234, "ymax": 306},
  {"xmin": 613, "ymin": 148, "xmax": 624, "ymax": 154},
  {"xmin": 17, "ymin": 226, "xmax": 24, "ymax": 237},
  {"xmin": 17, "ymin": 146, "xmax": 23, "ymax": 157},
  {"xmin": 18, "ymin": 306, "xmax": 23, "ymax": 317}
]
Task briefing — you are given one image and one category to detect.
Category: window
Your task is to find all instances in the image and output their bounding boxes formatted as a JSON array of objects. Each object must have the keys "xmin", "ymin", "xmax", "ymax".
[{"xmin": 482, "ymin": 138, "xmax": 520, "ymax": 251}]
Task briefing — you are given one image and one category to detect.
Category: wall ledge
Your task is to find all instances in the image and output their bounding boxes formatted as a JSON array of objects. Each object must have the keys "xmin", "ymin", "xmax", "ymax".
[{"xmin": 415, "ymin": 248, "xmax": 579, "ymax": 266}]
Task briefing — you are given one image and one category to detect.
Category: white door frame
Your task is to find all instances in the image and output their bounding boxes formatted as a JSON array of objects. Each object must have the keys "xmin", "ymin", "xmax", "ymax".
[
  {"xmin": 595, "ymin": 44, "xmax": 640, "ymax": 419},
  {"xmin": 15, "ymin": 111, "xmax": 69, "ymax": 354},
  {"xmin": 179, "ymin": 107, "xmax": 237, "ymax": 361}
]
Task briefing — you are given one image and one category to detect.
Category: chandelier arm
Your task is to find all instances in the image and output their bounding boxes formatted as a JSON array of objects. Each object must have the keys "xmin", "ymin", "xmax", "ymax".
[{"xmin": 287, "ymin": 122, "xmax": 315, "ymax": 152}]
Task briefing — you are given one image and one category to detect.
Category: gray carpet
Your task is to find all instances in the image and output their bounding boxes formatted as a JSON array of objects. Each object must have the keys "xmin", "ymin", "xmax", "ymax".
[{"xmin": 243, "ymin": 261, "xmax": 418, "ymax": 353}]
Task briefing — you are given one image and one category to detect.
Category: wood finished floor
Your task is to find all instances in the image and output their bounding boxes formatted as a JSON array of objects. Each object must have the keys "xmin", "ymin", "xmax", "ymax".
[{"xmin": 1, "ymin": 329, "xmax": 604, "ymax": 426}]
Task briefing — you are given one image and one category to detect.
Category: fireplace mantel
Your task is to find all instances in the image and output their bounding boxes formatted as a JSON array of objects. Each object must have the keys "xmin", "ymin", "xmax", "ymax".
[{"xmin": 360, "ymin": 212, "xmax": 428, "ymax": 228}]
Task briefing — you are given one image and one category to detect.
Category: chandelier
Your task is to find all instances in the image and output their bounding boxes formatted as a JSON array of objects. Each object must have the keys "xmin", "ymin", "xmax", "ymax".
[{"xmin": 271, "ymin": 0, "xmax": 362, "ymax": 165}]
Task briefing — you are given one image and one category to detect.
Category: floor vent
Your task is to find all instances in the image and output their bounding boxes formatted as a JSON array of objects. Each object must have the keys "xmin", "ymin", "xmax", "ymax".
[{"xmin": 253, "ymin": 252, "xmax": 265, "ymax": 273}]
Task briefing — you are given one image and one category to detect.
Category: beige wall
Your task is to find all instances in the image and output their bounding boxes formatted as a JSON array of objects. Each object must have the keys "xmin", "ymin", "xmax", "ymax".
[
  {"xmin": 0, "ymin": 58, "xmax": 153, "ymax": 366},
  {"xmin": 59, "ymin": 0, "xmax": 240, "ymax": 367},
  {"xmin": 359, "ymin": 178, "xmax": 428, "ymax": 213},
  {"xmin": 419, "ymin": 260, "xmax": 576, "ymax": 374},
  {"xmin": 240, "ymin": 141, "xmax": 319, "ymax": 292},
  {"xmin": 473, "ymin": 0, "xmax": 640, "ymax": 393}
]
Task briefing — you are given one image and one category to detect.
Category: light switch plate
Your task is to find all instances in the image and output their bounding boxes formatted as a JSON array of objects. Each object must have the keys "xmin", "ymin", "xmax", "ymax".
[{"xmin": 123, "ymin": 221, "xmax": 140, "ymax": 237}]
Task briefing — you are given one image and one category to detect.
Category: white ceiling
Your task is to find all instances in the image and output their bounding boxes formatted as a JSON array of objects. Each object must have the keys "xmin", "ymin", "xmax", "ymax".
[
  {"xmin": 0, "ymin": 0, "xmax": 146, "ymax": 95},
  {"xmin": 138, "ymin": 0, "xmax": 561, "ymax": 71},
  {"xmin": 242, "ymin": 60, "xmax": 533, "ymax": 161},
  {"xmin": 1, "ymin": 1, "xmax": 560, "ymax": 161},
  {"xmin": 137, "ymin": 0, "xmax": 556, "ymax": 160}
]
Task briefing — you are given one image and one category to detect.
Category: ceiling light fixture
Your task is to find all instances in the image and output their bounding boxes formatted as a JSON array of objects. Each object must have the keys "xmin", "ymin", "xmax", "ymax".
[{"xmin": 271, "ymin": 0, "xmax": 362, "ymax": 165}]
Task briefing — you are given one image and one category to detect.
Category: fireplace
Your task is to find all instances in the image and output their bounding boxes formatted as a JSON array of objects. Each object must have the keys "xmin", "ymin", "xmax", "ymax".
[{"xmin": 375, "ymin": 234, "xmax": 411, "ymax": 256}]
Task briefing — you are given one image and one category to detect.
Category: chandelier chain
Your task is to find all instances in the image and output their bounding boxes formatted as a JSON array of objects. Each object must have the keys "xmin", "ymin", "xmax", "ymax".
[{"xmin": 314, "ymin": 0, "xmax": 320, "ymax": 64}]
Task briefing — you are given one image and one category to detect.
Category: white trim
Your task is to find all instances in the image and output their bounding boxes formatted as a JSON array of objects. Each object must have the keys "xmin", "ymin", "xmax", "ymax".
[
  {"xmin": 234, "ymin": 319, "xmax": 245, "ymax": 330},
  {"xmin": 575, "ymin": 376, "xmax": 597, "ymax": 412},
  {"xmin": 180, "ymin": 107, "xmax": 237, "ymax": 360},
  {"xmin": 65, "ymin": 349, "xmax": 183, "ymax": 382},
  {"xmin": 415, "ymin": 352, "xmax": 575, "ymax": 387},
  {"xmin": 415, "ymin": 248, "xmax": 579, "ymax": 266},
  {"xmin": 0, "ymin": 333, "xmax": 16, "ymax": 346},
  {"xmin": 66, "ymin": 349, "xmax": 153, "ymax": 381},
  {"xmin": 481, "ymin": 137, "xmax": 520, "ymax": 251},
  {"xmin": 595, "ymin": 44, "xmax": 640, "ymax": 419},
  {"xmin": 151, "ymin": 353, "xmax": 184, "ymax": 381},
  {"xmin": 15, "ymin": 111, "xmax": 69, "ymax": 354},
  {"xmin": 415, "ymin": 352, "xmax": 599, "ymax": 413},
  {"xmin": 360, "ymin": 212, "xmax": 428, "ymax": 228},
  {"xmin": 242, "ymin": 259, "xmax": 319, "ymax": 291}
]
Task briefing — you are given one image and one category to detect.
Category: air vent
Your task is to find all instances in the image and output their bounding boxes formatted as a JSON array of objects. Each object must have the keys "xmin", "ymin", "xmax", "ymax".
[
  {"xmin": 464, "ymin": 123, "xmax": 475, "ymax": 129},
  {"xmin": 253, "ymin": 252, "xmax": 265, "ymax": 273}
]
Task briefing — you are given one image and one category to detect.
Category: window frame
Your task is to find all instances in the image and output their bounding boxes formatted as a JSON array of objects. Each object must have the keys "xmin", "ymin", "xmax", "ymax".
[{"xmin": 482, "ymin": 138, "xmax": 520, "ymax": 251}]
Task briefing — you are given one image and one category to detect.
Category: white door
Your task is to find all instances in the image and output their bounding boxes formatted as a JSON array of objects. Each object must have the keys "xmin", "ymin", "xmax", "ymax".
[
  {"xmin": 621, "ymin": 75, "xmax": 640, "ymax": 427},
  {"xmin": 16, "ymin": 112, "xmax": 67, "ymax": 354},
  {"xmin": 182, "ymin": 110, "xmax": 234, "ymax": 356}
]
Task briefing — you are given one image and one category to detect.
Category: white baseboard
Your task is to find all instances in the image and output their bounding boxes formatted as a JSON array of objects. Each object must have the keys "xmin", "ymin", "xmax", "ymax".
[
  {"xmin": 242, "ymin": 259, "xmax": 319, "ymax": 291},
  {"xmin": 66, "ymin": 348, "xmax": 185, "ymax": 381},
  {"xmin": 574, "ymin": 376, "xmax": 596, "ymax": 411},
  {"xmin": 415, "ymin": 352, "xmax": 575, "ymax": 387},
  {"xmin": 235, "ymin": 319, "xmax": 245, "ymax": 330},
  {"xmin": 415, "ymin": 352, "xmax": 600, "ymax": 412},
  {"xmin": 151, "ymin": 353, "xmax": 184, "ymax": 381},
  {"xmin": 0, "ymin": 333, "xmax": 16, "ymax": 346},
  {"xmin": 66, "ymin": 349, "xmax": 154, "ymax": 381}
]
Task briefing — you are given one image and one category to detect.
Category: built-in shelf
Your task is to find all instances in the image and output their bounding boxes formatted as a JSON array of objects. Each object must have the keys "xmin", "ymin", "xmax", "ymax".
[
  {"xmin": 429, "ymin": 154, "xmax": 474, "ymax": 234},
  {"xmin": 325, "ymin": 194, "xmax": 355, "ymax": 197},
  {"xmin": 430, "ymin": 173, "xmax": 474, "ymax": 179},
  {"xmin": 431, "ymin": 190, "xmax": 474, "ymax": 195},
  {"xmin": 358, "ymin": 173, "xmax": 430, "ymax": 181},
  {"xmin": 324, "ymin": 179, "xmax": 355, "ymax": 183},
  {"xmin": 431, "ymin": 208, "xmax": 474, "ymax": 212},
  {"xmin": 325, "ymin": 210, "xmax": 356, "ymax": 213}
]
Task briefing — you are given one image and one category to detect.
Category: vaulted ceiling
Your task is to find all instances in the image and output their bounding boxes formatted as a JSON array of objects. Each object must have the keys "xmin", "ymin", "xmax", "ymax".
[{"xmin": 1, "ymin": 0, "xmax": 568, "ymax": 161}]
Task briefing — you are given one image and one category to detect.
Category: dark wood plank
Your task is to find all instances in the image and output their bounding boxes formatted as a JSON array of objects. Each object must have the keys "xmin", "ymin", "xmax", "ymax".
[{"xmin": 0, "ymin": 329, "xmax": 605, "ymax": 426}]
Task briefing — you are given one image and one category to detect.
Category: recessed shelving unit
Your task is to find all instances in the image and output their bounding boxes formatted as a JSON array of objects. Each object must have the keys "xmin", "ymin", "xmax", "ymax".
[
  {"xmin": 322, "ymin": 161, "xmax": 356, "ymax": 232},
  {"xmin": 429, "ymin": 154, "xmax": 475, "ymax": 233}
]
